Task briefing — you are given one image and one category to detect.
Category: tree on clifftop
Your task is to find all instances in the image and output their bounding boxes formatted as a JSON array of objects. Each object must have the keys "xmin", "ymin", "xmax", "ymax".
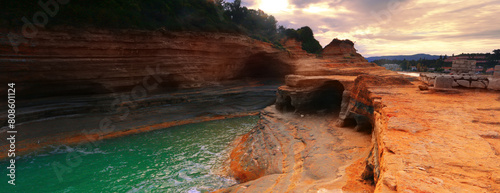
[
  {"xmin": 280, "ymin": 26, "xmax": 323, "ymax": 54},
  {"xmin": 494, "ymin": 49, "xmax": 500, "ymax": 59},
  {"xmin": 297, "ymin": 27, "xmax": 323, "ymax": 54}
]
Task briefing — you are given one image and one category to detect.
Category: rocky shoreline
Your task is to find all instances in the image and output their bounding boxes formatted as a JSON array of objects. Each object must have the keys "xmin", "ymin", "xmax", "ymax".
[
  {"xmin": 1, "ymin": 29, "xmax": 499, "ymax": 192},
  {"xmin": 220, "ymin": 66, "xmax": 500, "ymax": 192}
]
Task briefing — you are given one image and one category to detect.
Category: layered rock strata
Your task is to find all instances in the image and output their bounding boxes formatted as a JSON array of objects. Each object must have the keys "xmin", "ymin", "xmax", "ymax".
[
  {"xmin": 0, "ymin": 28, "xmax": 307, "ymax": 157},
  {"xmin": 224, "ymin": 41, "xmax": 500, "ymax": 192},
  {"xmin": 218, "ymin": 106, "xmax": 374, "ymax": 192},
  {"xmin": 0, "ymin": 29, "xmax": 297, "ymax": 101}
]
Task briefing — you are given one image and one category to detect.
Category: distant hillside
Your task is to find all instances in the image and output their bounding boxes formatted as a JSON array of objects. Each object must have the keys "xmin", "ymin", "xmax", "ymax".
[{"xmin": 366, "ymin": 54, "xmax": 440, "ymax": 62}]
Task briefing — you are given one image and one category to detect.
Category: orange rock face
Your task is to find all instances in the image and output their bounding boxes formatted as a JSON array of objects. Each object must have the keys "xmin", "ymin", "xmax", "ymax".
[
  {"xmin": 281, "ymin": 38, "xmax": 312, "ymax": 58},
  {"xmin": 3, "ymin": 28, "xmax": 499, "ymax": 193},
  {"xmin": 368, "ymin": 83, "xmax": 500, "ymax": 192},
  {"xmin": 223, "ymin": 38, "xmax": 500, "ymax": 192},
  {"xmin": 220, "ymin": 106, "xmax": 374, "ymax": 192},
  {"xmin": 321, "ymin": 38, "xmax": 368, "ymax": 63},
  {"xmin": 0, "ymin": 29, "xmax": 295, "ymax": 100}
]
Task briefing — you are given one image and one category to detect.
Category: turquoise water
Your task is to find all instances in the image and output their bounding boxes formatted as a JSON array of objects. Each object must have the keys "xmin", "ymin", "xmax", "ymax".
[{"xmin": 1, "ymin": 116, "xmax": 258, "ymax": 193}]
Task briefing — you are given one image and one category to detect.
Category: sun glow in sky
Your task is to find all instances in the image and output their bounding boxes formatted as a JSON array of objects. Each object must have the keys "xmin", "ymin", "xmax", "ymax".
[
  {"xmin": 258, "ymin": 0, "xmax": 290, "ymax": 13},
  {"xmin": 240, "ymin": 0, "xmax": 500, "ymax": 57}
]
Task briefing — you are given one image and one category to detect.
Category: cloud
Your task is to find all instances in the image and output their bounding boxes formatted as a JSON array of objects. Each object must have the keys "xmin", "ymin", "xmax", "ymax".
[
  {"xmin": 246, "ymin": 0, "xmax": 500, "ymax": 56},
  {"xmin": 289, "ymin": 0, "xmax": 326, "ymax": 8}
]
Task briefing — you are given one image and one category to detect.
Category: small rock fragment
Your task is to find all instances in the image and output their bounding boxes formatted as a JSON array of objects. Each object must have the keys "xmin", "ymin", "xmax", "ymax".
[{"xmin": 419, "ymin": 85, "xmax": 429, "ymax": 90}]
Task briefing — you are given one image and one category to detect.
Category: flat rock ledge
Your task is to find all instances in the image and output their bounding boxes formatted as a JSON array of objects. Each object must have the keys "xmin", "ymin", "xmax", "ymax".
[{"xmin": 221, "ymin": 68, "xmax": 500, "ymax": 193}]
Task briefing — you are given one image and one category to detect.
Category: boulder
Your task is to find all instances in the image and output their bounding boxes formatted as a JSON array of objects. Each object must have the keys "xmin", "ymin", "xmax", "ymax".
[
  {"xmin": 457, "ymin": 80, "xmax": 470, "ymax": 87},
  {"xmin": 470, "ymin": 81, "xmax": 486, "ymax": 89},
  {"xmin": 487, "ymin": 77, "xmax": 500, "ymax": 91},
  {"xmin": 427, "ymin": 78, "xmax": 435, "ymax": 86},
  {"xmin": 434, "ymin": 76, "xmax": 453, "ymax": 89},
  {"xmin": 418, "ymin": 85, "xmax": 429, "ymax": 90},
  {"xmin": 482, "ymin": 80, "xmax": 489, "ymax": 87}
]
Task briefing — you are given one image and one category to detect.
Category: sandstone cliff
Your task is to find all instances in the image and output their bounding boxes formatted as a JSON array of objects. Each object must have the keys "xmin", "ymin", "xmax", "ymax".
[
  {"xmin": 223, "ymin": 54, "xmax": 500, "ymax": 192},
  {"xmin": 322, "ymin": 38, "xmax": 368, "ymax": 63},
  {"xmin": 0, "ymin": 29, "xmax": 298, "ymax": 100}
]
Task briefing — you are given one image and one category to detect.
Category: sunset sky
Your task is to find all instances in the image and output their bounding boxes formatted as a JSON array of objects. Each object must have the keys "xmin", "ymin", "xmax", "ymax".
[{"xmin": 233, "ymin": 0, "xmax": 500, "ymax": 57}]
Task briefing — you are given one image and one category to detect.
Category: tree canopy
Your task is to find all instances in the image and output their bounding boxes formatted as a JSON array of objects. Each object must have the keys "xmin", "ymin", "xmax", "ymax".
[{"xmin": 1, "ymin": 0, "xmax": 323, "ymax": 53}]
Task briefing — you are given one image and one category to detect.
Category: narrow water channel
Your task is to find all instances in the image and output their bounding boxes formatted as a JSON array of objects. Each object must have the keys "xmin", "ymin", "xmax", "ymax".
[{"xmin": 1, "ymin": 116, "xmax": 259, "ymax": 193}]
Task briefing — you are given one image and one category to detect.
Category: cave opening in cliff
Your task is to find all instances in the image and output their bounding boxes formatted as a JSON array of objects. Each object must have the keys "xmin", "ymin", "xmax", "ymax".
[
  {"xmin": 282, "ymin": 96, "xmax": 295, "ymax": 112},
  {"xmin": 311, "ymin": 80, "xmax": 344, "ymax": 114},
  {"xmin": 239, "ymin": 53, "xmax": 294, "ymax": 79},
  {"xmin": 343, "ymin": 114, "xmax": 373, "ymax": 133}
]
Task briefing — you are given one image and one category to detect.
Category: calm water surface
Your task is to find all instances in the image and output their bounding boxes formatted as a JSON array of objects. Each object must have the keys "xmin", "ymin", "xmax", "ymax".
[{"xmin": 1, "ymin": 116, "xmax": 258, "ymax": 193}]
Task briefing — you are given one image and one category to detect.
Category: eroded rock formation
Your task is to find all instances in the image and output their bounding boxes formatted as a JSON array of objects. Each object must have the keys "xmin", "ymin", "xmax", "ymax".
[
  {"xmin": 222, "ymin": 38, "xmax": 500, "ymax": 192},
  {"xmin": 0, "ymin": 28, "xmax": 305, "ymax": 158},
  {"xmin": 321, "ymin": 39, "xmax": 367, "ymax": 63},
  {"xmin": 0, "ymin": 29, "xmax": 296, "ymax": 100},
  {"xmin": 2, "ymin": 28, "xmax": 499, "ymax": 193}
]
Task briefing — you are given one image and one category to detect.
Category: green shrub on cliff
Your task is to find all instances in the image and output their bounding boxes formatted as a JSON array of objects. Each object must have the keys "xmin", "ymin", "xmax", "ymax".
[
  {"xmin": 1, "ymin": 0, "xmax": 238, "ymax": 31},
  {"xmin": 276, "ymin": 26, "xmax": 322, "ymax": 54},
  {"xmin": 1, "ymin": 0, "xmax": 322, "ymax": 52}
]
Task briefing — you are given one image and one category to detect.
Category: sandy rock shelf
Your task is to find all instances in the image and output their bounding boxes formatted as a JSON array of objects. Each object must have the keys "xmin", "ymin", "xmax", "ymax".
[
  {"xmin": 222, "ymin": 69, "xmax": 500, "ymax": 193},
  {"xmin": 370, "ymin": 82, "xmax": 500, "ymax": 192}
]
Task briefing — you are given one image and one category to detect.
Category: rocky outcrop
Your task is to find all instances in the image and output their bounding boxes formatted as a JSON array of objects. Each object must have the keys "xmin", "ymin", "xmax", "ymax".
[
  {"xmin": 219, "ymin": 106, "xmax": 374, "ymax": 193},
  {"xmin": 281, "ymin": 38, "xmax": 312, "ymax": 58},
  {"xmin": 0, "ymin": 79, "xmax": 281, "ymax": 159},
  {"xmin": 0, "ymin": 28, "xmax": 295, "ymax": 100},
  {"xmin": 365, "ymin": 81, "xmax": 500, "ymax": 192},
  {"xmin": 321, "ymin": 39, "xmax": 368, "ymax": 63},
  {"xmin": 4, "ymin": 27, "xmax": 498, "ymax": 193},
  {"xmin": 0, "ymin": 28, "xmax": 300, "ymax": 158},
  {"xmin": 223, "ymin": 37, "xmax": 500, "ymax": 192},
  {"xmin": 220, "ymin": 42, "xmax": 396, "ymax": 192},
  {"xmin": 0, "ymin": 29, "xmax": 371, "ymax": 159},
  {"xmin": 275, "ymin": 75, "xmax": 355, "ymax": 114}
]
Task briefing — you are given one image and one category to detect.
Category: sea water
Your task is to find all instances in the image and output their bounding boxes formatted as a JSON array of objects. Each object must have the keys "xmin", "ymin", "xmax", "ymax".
[{"xmin": 1, "ymin": 116, "xmax": 258, "ymax": 193}]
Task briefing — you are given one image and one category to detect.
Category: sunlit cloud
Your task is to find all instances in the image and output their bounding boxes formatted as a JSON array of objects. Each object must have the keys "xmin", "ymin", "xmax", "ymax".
[
  {"xmin": 303, "ymin": 3, "xmax": 330, "ymax": 13},
  {"xmin": 239, "ymin": 0, "xmax": 500, "ymax": 56},
  {"xmin": 257, "ymin": 0, "xmax": 292, "ymax": 13}
]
